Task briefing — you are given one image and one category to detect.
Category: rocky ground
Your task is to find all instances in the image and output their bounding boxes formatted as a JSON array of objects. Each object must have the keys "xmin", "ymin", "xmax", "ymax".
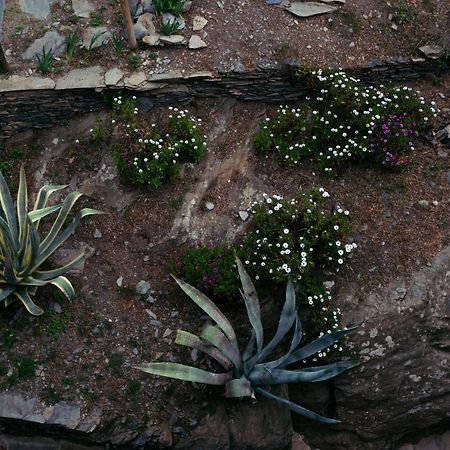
[
  {"xmin": 0, "ymin": 0, "xmax": 449, "ymax": 79},
  {"xmin": 0, "ymin": 73, "xmax": 449, "ymax": 448}
]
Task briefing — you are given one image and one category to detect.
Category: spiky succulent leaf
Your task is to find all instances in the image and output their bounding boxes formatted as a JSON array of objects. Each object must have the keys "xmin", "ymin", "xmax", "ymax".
[
  {"xmin": 135, "ymin": 362, "xmax": 232, "ymax": 385},
  {"xmin": 175, "ymin": 330, "xmax": 234, "ymax": 370},
  {"xmin": 172, "ymin": 276, "xmax": 239, "ymax": 352},
  {"xmin": 278, "ymin": 327, "xmax": 358, "ymax": 368},
  {"xmin": 201, "ymin": 325, "xmax": 243, "ymax": 373},
  {"xmin": 0, "ymin": 167, "xmax": 102, "ymax": 315},
  {"xmin": 236, "ymin": 257, "xmax": 264, "ymax": 354},
  {"xmin": 225, "ymin": 377, "xmax": 253, "ymax": 398},
  {"xmin": 255, "ymin": 387, "xmax": 340, "ymax": 424}
]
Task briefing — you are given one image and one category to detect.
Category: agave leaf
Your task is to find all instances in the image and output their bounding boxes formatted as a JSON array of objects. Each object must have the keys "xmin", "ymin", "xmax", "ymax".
[
  {"xmin": 17, "ymin": 167, "xmax": 28, "ymax": 247},
  {"xmin": 0, "ymin": 216, "xmax": 16, "ymax": 255},
  {"xmin": 135, "ymin": 362, "xmax": 232, "ymax": 385},
  {"xmin": 49, "ymin": 275, "xmax": 75, "ymax": 300},
  {"xmin": 28, "ymin": 204, "xmax": 61, "ymax": 223},
  {"xmin": 34, "ymin": 252, "xmax": 86, "ymax": 281},
  {"xmin": 39, "ymin": 191, "xmax": 83, "ymax": 253},
  {"xmin": 244, "ymin": 279, "xmax": 297, "ymax": 375},
  {"xmin": 243, "ymin": 330, "xmax": 256, "ymax": 362},
  {"xmin": 13, "ymin": 288, "xmax": 43, "ymax": 316},
  {"xmin": 255, "ymin": 387, "xmax": 340, "ymax": 424},
  {"xmin": 225, "ymin": 377, "xmax": 253, "ymax": 398},
  {"xmin": 279, "ymin": 327, "xmax": 358, "ymax": 368},
  {"xmin": 296, "ymin": 360, "xmax": 360, "ymax": 382},
  {"xmin": 249, "ymin": 365, "xmax": 333, "ymax": 385},
  {"xmin": 0, "ymin": 170, "xmax": 19, "ymax": 248},
  {"xmin": 175, "ymin": 330, "xmax": 234, "ymax": 370},
  {"xmin": 257, "ymin": 315, "xmax": 303, "ymax": 371},
  {"xmin": 33, "ymin": 184, "xmax": 67, "ymax": 229},
  {"xmin": 201, "ymin": 325, "xmax": 242, "ymax": 372},
  {"xmin": 236, "ymin": 257, "xmax": 264, "ymax": 354},
  {"xmin": 172, "ymin": 276, "xmax": 239, "ymax": 351},
  {"xmin": 0, "ymin": 286, "xmax": 15, "ymax": 302}
]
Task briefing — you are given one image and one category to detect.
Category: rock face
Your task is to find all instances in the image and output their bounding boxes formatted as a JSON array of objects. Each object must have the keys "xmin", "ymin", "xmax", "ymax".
[
  {"xmin": 22, "ymin": 31, "xmax": 66, "ymax": 60},
  {"xmin": 19, "ymin": 0, "xmax": 54, "ymax": 19},
  {"xmin": 292, "ymin": 245, "xmax": 450, "ymax": 449},
  {"xmin": 286, "ymin": 2, "xmax": 337, "ymax": 18},
  {"xmin": 72, "ymin": 0, "xmax": 95, "ymax": 17}
]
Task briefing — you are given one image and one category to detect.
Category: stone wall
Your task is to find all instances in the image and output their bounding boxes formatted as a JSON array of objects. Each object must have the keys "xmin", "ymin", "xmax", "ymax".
[{"xmin": 0, "ymin": 57, "xmax": 449, "ymax": 139}]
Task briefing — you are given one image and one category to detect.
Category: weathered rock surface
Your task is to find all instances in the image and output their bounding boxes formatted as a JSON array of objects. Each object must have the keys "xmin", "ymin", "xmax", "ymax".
[
  {"xmin": 81, "ymin": 26, "xmax": 112, "ymax": 49},
  {"xmin": 22, "ymin": 31, "xmax": 65, "ymax": 60},
  {"xmin": 189, "ymin": 35, "xmax": 207, "ymax": 50},
  {"xmin": 72, "ymin": 0, "xmax": 94, "ymax": 17},
  {"xmin": 287, "ymin": 2, "xmax": 337, "ymax": 18},
  {"xmin": 293, "ymin": 245, "xmax": 450, "ymax": 449},
  {"xmin": 55, "ymin": 66, "xmax": 104, "ymax": 89},
  {"xmin": 19, "ymin": 0, "xmax": 54, "ymax": 19}
]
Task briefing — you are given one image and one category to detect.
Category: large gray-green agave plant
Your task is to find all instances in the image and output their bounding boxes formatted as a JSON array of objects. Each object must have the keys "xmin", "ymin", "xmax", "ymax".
[
  {"xmin": 0, "ymin": 167, "xmax": 102, "ymax": 316},
  {"xmin": 136, "ymin": 257, "xmax": 358, "ymax": 423}
]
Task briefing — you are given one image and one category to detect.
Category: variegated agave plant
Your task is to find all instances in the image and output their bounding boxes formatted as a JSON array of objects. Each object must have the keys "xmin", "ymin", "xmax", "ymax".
[
  {"xmin": 136, "ymin": 257, "xmax": 358, "ymax": 423},
  {"xmin": 0, "ymin": 167, "xmax": 102, "ymax": 316}
]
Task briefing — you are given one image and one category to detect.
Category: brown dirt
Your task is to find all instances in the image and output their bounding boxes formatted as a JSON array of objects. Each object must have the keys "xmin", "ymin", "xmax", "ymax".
[
  {"xmin": 0, "ymin": 74, "xmax": 449, "ymax": 437},
  {"xmin": 1, "ymin": 0, "xmax": 449, "ymax": 77}
]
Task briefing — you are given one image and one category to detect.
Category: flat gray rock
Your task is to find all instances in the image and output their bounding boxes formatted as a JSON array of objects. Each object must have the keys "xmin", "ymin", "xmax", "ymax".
[
  {"xmin": 188, "ymin": 34, "xmax": 207, "ymax": 49},
  {"xmin": 55, "ymin": 66, "xmax": 104, "ymax": 89},
  {"xmin": 105, "ymin": 67, "xmax": 124, "ymax": 85},
  {"xmin": 286, "ymin": 2, "xmax": 337, "ymax": 17},
  {"xmin": 72, "ymin": 0, "xmax": 95, "ymax": 18},
  {"xmin": 160, "ymin": 35, "xmax": 186, "ymax": 45},
  {"xmin": 81, "ymin": 26, "xmax": 112, "ymax": 49},
  {"xmin": 419, "ymin": 45, "xmax": 444, "ymax": 59},
  {"xmin": 47, "ymin": 402, "xmax": 81, "ymax": 429},
  {"xmin": 0, "ymin": 76, "xmax": 55, "ymax": 91},
  {"xmin": 22, "ymin": 31, "xmax": 65, "ymax": 60},
  {"xmin": 19, "ymin": 0, "xmax": 54, "ymax": 19},
  {"xmin": 0, "ymin": 394, "xmax": 36, "ymax": 419}
]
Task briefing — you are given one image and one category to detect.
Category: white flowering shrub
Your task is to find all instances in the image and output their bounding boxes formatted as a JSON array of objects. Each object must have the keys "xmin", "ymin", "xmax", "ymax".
[
  {"xmin": 254, "ymin": 69, "xmax": 437, "ymax": 172},
  {"xmin": 110, "ymin": 97, "xmax": 207, "ymax": 190}
]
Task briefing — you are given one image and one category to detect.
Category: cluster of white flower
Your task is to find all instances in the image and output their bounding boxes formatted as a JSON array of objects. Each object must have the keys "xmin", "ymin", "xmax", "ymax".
[{"xmin": 257, "ymin": 69, "xmax": 437, "ymax": 171}]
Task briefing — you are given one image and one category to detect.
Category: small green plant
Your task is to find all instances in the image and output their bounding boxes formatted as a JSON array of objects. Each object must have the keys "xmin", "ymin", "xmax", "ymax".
[
  {"xmin": 392, "ymin": 3, "xmax": 416, "ymax": 25},
  {"xmin": 112, "ymin": 36, "xmax": 125, "ymax": 55},
  {"xmin": 17, "ymin": 356, "xmax": 36, "ymax": 378},
  {"xmin": 35, "ymin": 47, "xmax": 53, "ymax": 74},
  {"xmin": 88, "ymin": 31, "xmax": 107, "ymax": 51},
  {"xmin": 110, "ymin": 101, "xmax": 207, "ymax": 190},
  {"xmin": 160, "ymin": 18, "xmax": 179, "ymax": 36},
  {"xmin": 173, "ymin": 242, "xmax": 239, "ymax": 304},
  {"xmin": 89, "ymin": 12, "xmax": 104, "ymax": 27},
  {"xmin": 0, "ymin": 167, "xmax": 102, "ymax": 316},
  {"xmin": 128, "ymin": 53, "xmax": 140, "ymax": 70},
  {"xmin": 65, "ymin": 32, "xmax": 80, "ymax": 61},
  {"xmin": 150, "ymin": 51, "xmax": 158, "ymax": 62},
  {"xmin": 136, "ymin": 258, "xmax": 358, "ymax": 423},
  {"xmin": 154, "ymin": 0, "xmax": 185, "ymax": 15},
  {"xmin": 254, "ymin": 69, "xmax": 436, "ymax": 173},
  {"xmin": 0, "ymin": 148, "xmax": 23, "ymax": 175},
  {"xmin": 126, "ymin": 379, "xmax": 141, "ymax": 395}
]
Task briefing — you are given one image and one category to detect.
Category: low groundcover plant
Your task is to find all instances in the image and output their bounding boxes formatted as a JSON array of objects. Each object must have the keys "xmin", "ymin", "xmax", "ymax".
[
  {"xmin": 254, "ymin": 68, "xmax": 437, "ymax": 172},
  {"xmin": 0, "ymin": 167, "xmax": 101, "ymax": 316},
  {"xmin": 136, "ymin": 258, "xmax": 358, "ymax": 423}
]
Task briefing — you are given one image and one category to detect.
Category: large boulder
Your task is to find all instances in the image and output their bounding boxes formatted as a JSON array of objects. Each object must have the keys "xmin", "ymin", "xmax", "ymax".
[{"xmin": 291, "ymin": 246, "xmax": 450, "ymax": 449}]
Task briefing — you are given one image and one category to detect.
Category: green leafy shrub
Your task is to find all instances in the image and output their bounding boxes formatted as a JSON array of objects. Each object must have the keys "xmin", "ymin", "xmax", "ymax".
[
  {"xmin": 173, "ymin": 242, "xmax": 239, "ymax": 304},
  {"xmin": 254, "ymin": 69, "xmax": 436, "ymax": 173},
  {"xmin": 0, "ymin": 167, "xmax": 102, "ymax": 316},
  {"xmin": 136, "ymin": 258, "xmax": 358, "ymax": 423},
  {"xmin": 111, "ymin": 100, "xmax": 207, "ymax": 190},
  {"xmin": 241, "ymin": 189, "xmax": 355, "ymax": 287},
  {"xmin": 160, "ymin": 18, "xmax": 180, "ymax": 36}
]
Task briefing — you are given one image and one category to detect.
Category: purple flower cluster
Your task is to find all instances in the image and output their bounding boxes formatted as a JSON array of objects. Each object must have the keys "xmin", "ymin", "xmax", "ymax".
[{"xmin": 369, "ymin": 113, "xmax": 416, "ymax": 166}]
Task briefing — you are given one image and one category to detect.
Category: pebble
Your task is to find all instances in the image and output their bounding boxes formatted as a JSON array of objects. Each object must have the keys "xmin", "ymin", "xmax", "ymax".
[
  {"xmin": 53, "ymin": 303, "xmax": 62, "ymax": 314},
  {"xmin": 239, "ymin": 211, "xmax": 249, "ymax": 221},
  {"xmin": 116, "ymin": 276, "xmax": 123, "ymax": 287},
  {"xmin": 418, "ymin": 200, "xmax": 429, "ymax": 208},
  {"xmin": 136, "ymin": 280, "xmax": 151, "ymax": 296},
  {"xmin": 93, "ymin": 229, "xmax": 102, "ymax": 239},
  {"xmin": 323, "ymin": 280, "xmax": 335, "ymax": 289},
  {"xmin": 205, "ymin": 202, "xmax": 215, "ymax": 211}
]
